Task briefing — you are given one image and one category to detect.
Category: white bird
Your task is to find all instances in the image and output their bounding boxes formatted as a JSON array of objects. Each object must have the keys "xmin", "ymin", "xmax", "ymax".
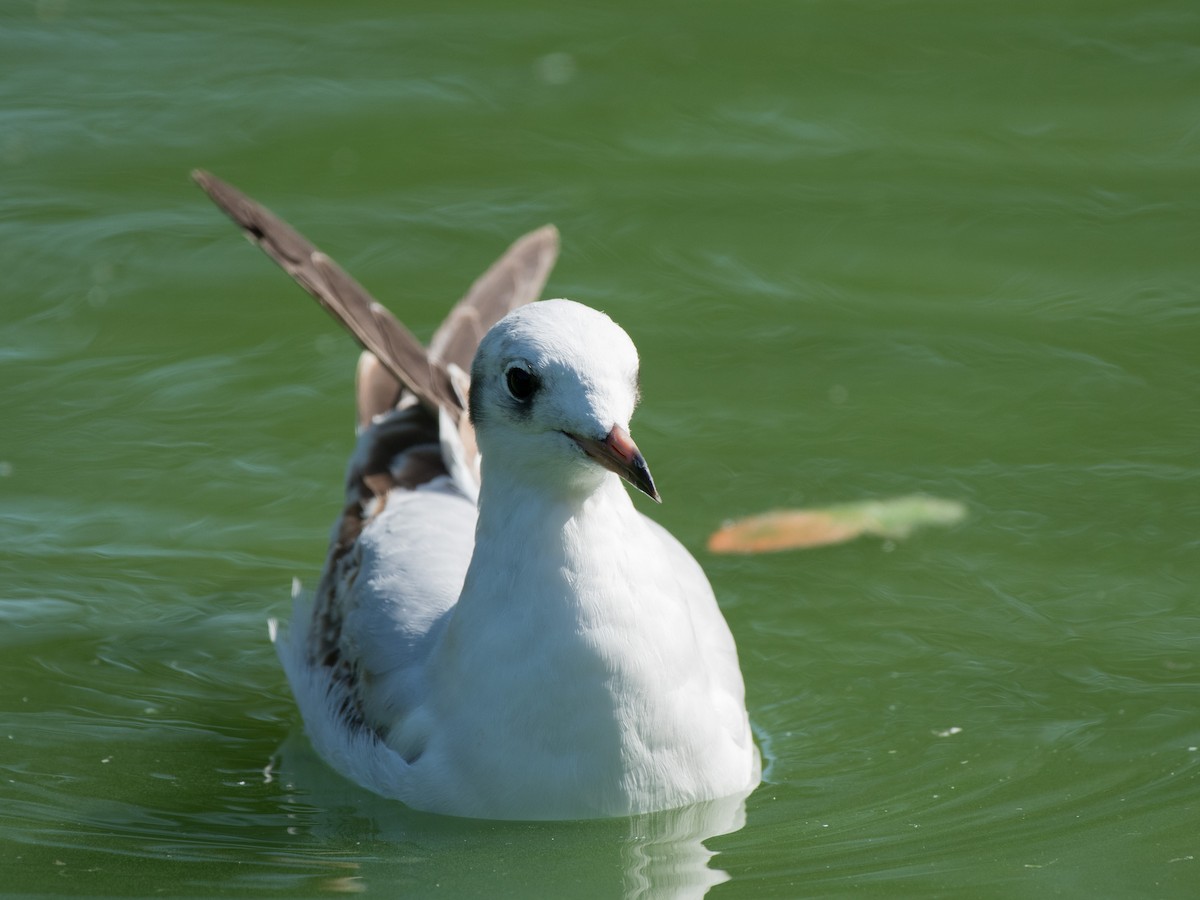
[{"xmin": 195, "ymin": 171, "xmax": 760, "ymax": 820}]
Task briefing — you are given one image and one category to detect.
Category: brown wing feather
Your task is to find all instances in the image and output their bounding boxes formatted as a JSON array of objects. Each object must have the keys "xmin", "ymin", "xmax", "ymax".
[
  {"xmin": 429, "ymin": 225, "xmax": 560, "ymax": 373},
  {"xmin": 192, "ymin": 169, "xmax": 458, "ymax": 415},
  {"xmin": 196, "ymin": 169, "xmax": 565, "ymax": 730},
  {"xmin": 194, "ymin": 169, "xmax": 561, "ymax": 488},
  {"xmin": 308, "ymin": 254, "xmax": 460, "ymax": 413}
]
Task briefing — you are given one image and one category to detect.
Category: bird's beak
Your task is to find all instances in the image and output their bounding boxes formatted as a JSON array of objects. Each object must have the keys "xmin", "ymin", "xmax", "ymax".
[{"xmin": 571, "ymin": 424, "xmax": 661, "ymax": 503}]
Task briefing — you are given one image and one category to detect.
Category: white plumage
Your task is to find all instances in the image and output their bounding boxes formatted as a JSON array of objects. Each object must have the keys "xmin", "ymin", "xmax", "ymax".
[
  {"xmin": 194, "ymin": 171, "xmax": 758, "ymax": 820},
  {"xmin": 278, "ymin": 302, "xmax": 758, "ymax": 819}
]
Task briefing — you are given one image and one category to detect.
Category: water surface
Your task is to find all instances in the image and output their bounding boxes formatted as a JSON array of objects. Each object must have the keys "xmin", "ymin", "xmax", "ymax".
[{"xmin": 3, "ymin": 1, "xmax": 1198, "ymax": 896}]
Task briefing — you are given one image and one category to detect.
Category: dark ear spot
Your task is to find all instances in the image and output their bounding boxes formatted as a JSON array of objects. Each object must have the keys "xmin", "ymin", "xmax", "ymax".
[
  {"xmin": 468, "ymin": 359, "xmax": 487, "ymax": 426},
  {"xmin": 468, "ymin": 357, "xmax": 539, "ymax": 427}
]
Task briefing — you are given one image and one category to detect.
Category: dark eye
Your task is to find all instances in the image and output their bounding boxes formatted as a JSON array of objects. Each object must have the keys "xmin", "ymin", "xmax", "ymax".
[{"xmin": 504, "ymin": 364, "xmax": 539, "ymax": 401}]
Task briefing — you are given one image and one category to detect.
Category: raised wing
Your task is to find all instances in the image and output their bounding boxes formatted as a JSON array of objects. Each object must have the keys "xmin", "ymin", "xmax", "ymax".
[
  {"xmin": 429, "ymin": 225, "xmax": 560, "ymax": 373},
  {"xmin": 192, "ymin": 169, "xmax": 459, "ymax": 414}
]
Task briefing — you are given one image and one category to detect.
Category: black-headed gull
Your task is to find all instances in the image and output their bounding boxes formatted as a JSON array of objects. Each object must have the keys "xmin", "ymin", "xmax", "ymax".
[{"xmin": 194, "ymin": 171, "xmax": 760, "ymax": 820}]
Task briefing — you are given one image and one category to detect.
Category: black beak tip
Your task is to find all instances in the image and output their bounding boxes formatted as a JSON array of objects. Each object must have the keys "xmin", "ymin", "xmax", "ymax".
[{"xmin": 632, "ymin": 455, "xmax": 662, "ymax": 504}]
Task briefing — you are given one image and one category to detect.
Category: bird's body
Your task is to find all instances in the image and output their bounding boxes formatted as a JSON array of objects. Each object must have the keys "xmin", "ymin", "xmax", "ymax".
[{"xmin": 196, "ymin": 172, "xmax": 759, "ymax": 820}]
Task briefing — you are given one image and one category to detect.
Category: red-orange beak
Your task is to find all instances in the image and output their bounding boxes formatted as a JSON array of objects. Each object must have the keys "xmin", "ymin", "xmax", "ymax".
[{"xmin": 569, "ymin": 424, "xmax": 660, "ymax": 503}]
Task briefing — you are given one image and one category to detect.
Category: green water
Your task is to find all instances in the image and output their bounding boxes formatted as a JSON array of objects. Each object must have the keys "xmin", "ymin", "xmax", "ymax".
[{"xmin": 3, "ymin": 0, "xmax": 1198, "ymax": 896}]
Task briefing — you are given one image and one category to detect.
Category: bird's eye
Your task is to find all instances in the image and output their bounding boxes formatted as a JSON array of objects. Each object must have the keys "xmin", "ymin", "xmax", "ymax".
[{"xmin": 504, "ymin": 364, "xmax": 539, "ymax": 401}]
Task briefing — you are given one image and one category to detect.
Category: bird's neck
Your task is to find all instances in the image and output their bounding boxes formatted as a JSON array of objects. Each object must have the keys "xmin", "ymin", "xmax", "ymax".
[
  {"xmin": 456, "ymin": 457, "xmax": 643, "ymax": 622},
  {"xmin": 487, "ymin": 457, "xmax": 629, "ymax": 554}
]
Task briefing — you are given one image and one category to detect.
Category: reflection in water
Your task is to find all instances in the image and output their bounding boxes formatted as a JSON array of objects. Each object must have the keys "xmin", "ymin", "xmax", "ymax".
[
  {"xmin": 618, "ymin": 794, "xmax": 746, "ymax": 899},
  {"xmin": 275, "ymin": 733, "xmax": 749, "ymax": 898}
]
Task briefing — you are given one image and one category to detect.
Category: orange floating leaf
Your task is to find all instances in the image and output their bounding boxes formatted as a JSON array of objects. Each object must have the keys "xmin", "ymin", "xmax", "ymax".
[
  {"xmin": 708, "ymin": 511, "xmax": 859, "ymax": 553},
  {"xmin": 708, "ymin": 495, "xmax": 966, "ymax": 554}
]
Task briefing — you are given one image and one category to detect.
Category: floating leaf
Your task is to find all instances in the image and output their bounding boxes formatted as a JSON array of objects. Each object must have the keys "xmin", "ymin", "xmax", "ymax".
[{"xmin": 707, "ymin": 495, "xmax": 966, "ymax": 554}]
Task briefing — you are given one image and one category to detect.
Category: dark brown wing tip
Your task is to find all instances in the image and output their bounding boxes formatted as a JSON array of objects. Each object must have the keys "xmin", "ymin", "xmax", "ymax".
[
  {"xmin": 191, "ymin": 168, "xmax": 235, "ymax": 208},
  {"xmin": 191, "ymin": 168, "xmax": 280, "ymax": 248}
]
